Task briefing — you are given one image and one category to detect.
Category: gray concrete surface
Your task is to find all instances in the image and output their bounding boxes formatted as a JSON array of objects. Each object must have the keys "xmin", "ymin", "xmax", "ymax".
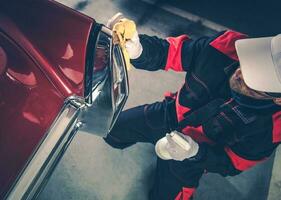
[
  {"xmin": 268, "ymin": 145, "xmax": 281, "ymax": 200},
  {"xmin": 39, "ymin": 1, "xmax": 277, "ymax": 199}
]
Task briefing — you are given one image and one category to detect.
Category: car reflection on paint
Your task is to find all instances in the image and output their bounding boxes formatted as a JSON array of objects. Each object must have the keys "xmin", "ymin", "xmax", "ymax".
[{"xmin": 0, "ymin": 1, "xmax": 129, "ymax": 199}]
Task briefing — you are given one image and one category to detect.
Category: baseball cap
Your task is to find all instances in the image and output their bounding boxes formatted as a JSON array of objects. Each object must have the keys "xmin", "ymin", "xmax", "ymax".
[{"xmin": 235, "ymin": 34, "xmax": 281, "ymax": 93}]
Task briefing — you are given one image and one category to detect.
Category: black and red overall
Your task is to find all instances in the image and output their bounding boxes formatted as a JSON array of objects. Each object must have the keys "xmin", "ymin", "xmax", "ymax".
[{"xmin": 104, "ymin": 30, "xmax": 281, "ymax": 200}]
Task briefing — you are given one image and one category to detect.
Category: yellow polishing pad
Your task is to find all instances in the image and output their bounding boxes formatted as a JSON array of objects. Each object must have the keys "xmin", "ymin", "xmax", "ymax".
[{"xmin": 112, "ymin": 18, "xmax": 137, "ymax": 71}]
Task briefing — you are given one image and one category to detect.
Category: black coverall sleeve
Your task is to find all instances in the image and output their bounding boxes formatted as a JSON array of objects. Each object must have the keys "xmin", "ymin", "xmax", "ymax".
[
  {"xmin": 131, "ymin": 35, "xmax": 169, "ymax": 71},
  {"xmin": 131, "ymin": 34, "xmax": 216, "ymax": 71}
]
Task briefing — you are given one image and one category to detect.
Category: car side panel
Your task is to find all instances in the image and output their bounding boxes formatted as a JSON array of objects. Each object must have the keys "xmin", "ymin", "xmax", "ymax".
[
  {"xmin": 0, "ymin": 32, "xmax": 65, "ymax": 198},
  {"xmin": 0, "ymin": 0, "xmax": 97, "ymax": 197}
]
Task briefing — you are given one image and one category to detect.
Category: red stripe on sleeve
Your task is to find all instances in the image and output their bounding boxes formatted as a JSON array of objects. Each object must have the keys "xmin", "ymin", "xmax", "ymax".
[
  {"xmin": 224, "ymin": 147, "xmax": 266, "ymax": 171},
  {"xmin": 165, "ymin": 35, "xmax": 189, "ymax": 71},
  {"xmin": 272, "ymin": 111, "xmax": 281, "ymax": 143},
  {"xmin": 175, "ymin": 90, "xmax": 191, "ymax": 122},
  {"xmin": 210, "ymin": 30, "xmax": 248, "ymax": 61},
  {"xmin": 175, "ymin": 187, "xmax": 196, "ymax": 200}
]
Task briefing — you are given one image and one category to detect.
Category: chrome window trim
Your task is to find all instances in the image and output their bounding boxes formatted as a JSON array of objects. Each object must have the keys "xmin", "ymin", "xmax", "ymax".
[{"xmin": 5, "ymin": 98, "xmax": 83, "ymax": 200}]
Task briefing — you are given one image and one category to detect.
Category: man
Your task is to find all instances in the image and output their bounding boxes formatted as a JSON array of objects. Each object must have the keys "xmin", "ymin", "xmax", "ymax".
[{"xmin": 104, "ymin": 13, "xmax": 281, "ymax": 200}]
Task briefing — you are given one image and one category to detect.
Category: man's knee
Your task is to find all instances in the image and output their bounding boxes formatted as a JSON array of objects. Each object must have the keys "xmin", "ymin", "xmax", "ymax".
[{"xmin": 103, "ymin": 134, "xmax": 136, "ymax": 150}]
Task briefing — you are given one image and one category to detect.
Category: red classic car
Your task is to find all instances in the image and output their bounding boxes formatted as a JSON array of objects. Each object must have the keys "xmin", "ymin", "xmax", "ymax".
[{"xmin": 0, "ymin": 1, "xmax": 129, "ymax": 199}]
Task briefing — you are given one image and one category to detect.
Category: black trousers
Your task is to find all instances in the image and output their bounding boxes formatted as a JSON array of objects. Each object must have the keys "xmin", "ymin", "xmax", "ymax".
[{"xmin": 104, "ymin": 98, "xmax": 205, "ymax": 199}]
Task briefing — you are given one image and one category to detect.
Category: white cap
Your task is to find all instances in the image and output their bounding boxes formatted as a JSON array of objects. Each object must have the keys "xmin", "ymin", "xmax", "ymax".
[{"xmin": 235, "ymin": 34, "xmax": 281, "ymax": 93}]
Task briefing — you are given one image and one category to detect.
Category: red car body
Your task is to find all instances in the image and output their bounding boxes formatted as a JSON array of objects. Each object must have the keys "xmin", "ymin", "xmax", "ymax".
[{"xmin": 0, "ymin": 1, "xmax": 129, "ymax": 199}]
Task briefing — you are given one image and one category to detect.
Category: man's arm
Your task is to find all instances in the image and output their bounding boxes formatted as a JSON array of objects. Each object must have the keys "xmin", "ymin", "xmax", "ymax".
[
  {"xmin": 192, "ymin": 141, "xmax": 275, "ymax": 176},
  {"xmin": 107, "ymin": 13, "xmax": 247, "ymax": 73},
  {"xmin": 201, "ymin": 103, "xmax": 279, "ymax": 171},
  {"xmin": 131, "ymin": 34, "xmax": 206, "ymax": 71},
  {"xmin": 132, "ymin": 31, "xmax": 248, "ymax": 72},
  {"xmin": 130, "ymin": 35, "xmax": 169, "ymax": 71}
]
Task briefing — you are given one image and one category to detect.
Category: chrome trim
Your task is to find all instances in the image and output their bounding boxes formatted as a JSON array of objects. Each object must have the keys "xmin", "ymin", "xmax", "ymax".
[
  {"xmin": 101, "ymin": 25, "xmax": 112, "ymax": 36},
  {"xmin": 6, "ymin": 99, "xmax": 83, "ymax": 200},
  {"xmin": 79, "ymin": 25, "xmax": 129, "ymax": 136},
  {"xmin": 84, "ymin": 23, "xmax": 102, "ymax": 104},
  {"xmin": 102, "ymin": 25, "xmax": 129, "ymax": 130},
  {"xmin": 84, "ymin": 25, "xmax": 111, "ymax": 105},
  {"xmin": 108, "ymin": 45, "xmax": 129, "ymax": 131}
]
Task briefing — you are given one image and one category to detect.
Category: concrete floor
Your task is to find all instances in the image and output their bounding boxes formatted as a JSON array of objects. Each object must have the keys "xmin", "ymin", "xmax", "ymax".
[{"xmin": 39, "ymin": 1, "xmax": 278, "ymax": 199}]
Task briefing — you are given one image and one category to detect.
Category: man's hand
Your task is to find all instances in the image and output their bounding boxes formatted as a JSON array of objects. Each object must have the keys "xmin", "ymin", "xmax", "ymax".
[
  {"xmin": 155, "ymin": 131, "xmax": 199, "ymax": 161},
  {"xmin": 106, "ymin": 13, "xmax": 143, "ymax": 60}
]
